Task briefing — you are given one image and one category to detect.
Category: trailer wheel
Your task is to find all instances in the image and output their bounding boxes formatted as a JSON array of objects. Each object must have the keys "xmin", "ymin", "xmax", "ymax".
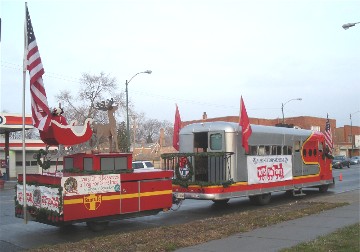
[
  {"xmin": 212, "ymin": 199, "xmax": 229, "ymax": 205},
  {"xmin": 249, "ymin": 195, "xmax": 257, "ymax": 205},
  {"xmin": 285, "ymin": 190, "xmax": 294, "ymax": 197},
  {"xmin": 86, "ymin": 221, "xmax": 109, "ymax": 232},
  {"xmin": 319, "ymin": 184, "xmax": 329, "ymax": 193},
  {"xmin": 249, "ymin": 193, "xmax": 271, "ymax": 205}
]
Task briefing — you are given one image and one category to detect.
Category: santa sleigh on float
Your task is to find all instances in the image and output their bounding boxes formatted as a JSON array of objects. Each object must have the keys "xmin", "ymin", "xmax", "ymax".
[{"xmin": 39, "ymin": 107, "xmax": 93, "ymax": 146}]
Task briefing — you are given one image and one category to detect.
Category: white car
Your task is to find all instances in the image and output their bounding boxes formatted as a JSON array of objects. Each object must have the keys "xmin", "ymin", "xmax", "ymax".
[{"xmin": 132, "ymin": 161, "xmax": 155, "ymax": 170}]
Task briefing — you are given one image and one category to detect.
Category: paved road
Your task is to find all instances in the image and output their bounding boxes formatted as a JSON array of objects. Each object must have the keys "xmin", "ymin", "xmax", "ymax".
[{"xmin": 0, "ymin": 164, "xmax": 359, "ymax": 251}]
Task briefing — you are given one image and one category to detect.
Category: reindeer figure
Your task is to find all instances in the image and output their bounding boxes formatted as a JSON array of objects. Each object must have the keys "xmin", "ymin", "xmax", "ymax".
[{"xmin": 93, "ymin": 98, "xmax": 119, "ymax": 152}]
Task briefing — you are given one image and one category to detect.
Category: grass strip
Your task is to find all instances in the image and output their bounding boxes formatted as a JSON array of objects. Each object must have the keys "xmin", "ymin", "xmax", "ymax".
[
  {"xmin": 280, "ymin": 222, "xmax": 360, "ymax": 252},
  {"xmin": 30, "ymin": 201, "xmax": 347, "ymax": 252}
]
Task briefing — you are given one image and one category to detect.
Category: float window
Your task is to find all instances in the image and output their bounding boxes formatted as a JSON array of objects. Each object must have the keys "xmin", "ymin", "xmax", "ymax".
[{"xmin": 84, "ymin": 157, "xmax": 93, "ymax": 171}]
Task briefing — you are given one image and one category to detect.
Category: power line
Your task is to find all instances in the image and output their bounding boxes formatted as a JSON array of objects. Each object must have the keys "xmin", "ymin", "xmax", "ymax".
[{"xmin": 2, "ymin": 61, "xmax": 279, "ymax": 112}]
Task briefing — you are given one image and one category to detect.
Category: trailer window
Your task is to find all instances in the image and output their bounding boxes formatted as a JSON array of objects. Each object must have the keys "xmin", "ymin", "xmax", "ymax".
[
  {"xmin": 294, "ymin": 141, "xmax": 301, "ymax": 152},
  {"xmin": 265, "ymin": 146, "xmax": 271, "ymax": 155},
  {"xmin": 210, "ymin": 133, "xmax": 222, "ymax": 151},
  {"xmin": 258, "ymin": 146, "xmax": 265, "ymax": 155},
  {"xmin": 270, "ymin": 146, "xmax": 279, "ymax": 155},
  {"xmin": 250, "ymin": 146, "xmax": 257, "ymax": 155},
  {"xmin": 309, "ymin": 149, "xmax": 313, "ymax": 156},
  {"xmin": 318, "ymin": 142, "xmax": 323, "ymax": 152},
  {"xmin": 283, "ymin": 146, "xmax": 292, "ymax": 155}
]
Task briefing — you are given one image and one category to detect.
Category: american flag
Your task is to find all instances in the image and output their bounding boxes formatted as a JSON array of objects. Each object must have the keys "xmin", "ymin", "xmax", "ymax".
[
  {"xmin": 26, "ymin": 6, "xmax": 51, "ymax": 131},
  {"xmin": 324, "ymin": 114, "xmax": 333, "ymax": 153}
]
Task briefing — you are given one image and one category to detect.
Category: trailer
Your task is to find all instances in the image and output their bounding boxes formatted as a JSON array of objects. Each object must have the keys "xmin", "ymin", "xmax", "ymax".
[
  {"xmin": 15, "ymin": 152, "xmax": 173, "ymax": 231},
  {"xmin": 162, "ymin": 122, "xmax": 334, "ymax": 205}
]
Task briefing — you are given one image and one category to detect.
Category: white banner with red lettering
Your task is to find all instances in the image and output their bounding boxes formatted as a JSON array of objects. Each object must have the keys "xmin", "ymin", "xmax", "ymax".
[
  {"xmin": 61, "ymin": 174, "xmax": 121, "ymax": 196},
  {"xmin": 17, "ymin": 184, "xmax": 60, "ymax": 212},
  {"xmin": 247, "ymin": 155, "xmax": 293, "ymax": 185}
]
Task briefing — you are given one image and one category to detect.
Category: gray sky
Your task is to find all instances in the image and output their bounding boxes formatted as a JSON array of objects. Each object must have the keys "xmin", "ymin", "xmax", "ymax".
[{"xmin": 1, "ymin": 0, "xmax": 359, "ymax": 127}]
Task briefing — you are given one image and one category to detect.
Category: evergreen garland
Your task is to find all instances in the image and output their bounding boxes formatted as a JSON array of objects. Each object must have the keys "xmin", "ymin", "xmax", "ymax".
[
  {"xmin": 62, "ymin": 168, "xmax": 133, "ymax": 175},
  {"xmin": 161, "ymin": 152, "xmax": 234, "ymax": 159},
  {"xmin": 35, "ymin": 149, "xmax": 51, "ymax": 170}
]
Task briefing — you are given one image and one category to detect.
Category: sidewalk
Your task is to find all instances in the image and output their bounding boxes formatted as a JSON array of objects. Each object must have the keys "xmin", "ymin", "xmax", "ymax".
[
  {"xmin": 1, "ymin": 179, "xmax": 17, "ymax": 190},
  {"xmin": 176, "ymin": 189, "xmax": 360, "ymax": 252}
]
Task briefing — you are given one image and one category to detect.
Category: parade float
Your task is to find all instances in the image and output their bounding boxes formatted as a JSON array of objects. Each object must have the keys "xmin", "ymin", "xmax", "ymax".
[
  {"xmin": 162, "ymin": 121, "xmax": 334, "ymax": 205},
  {"xmin": 15, "ymin": 100, "xmax": 173, "ymax": 231},
  {"xmin": 16, "ymin": 5, "xmax": 174, "ymax": 231}
]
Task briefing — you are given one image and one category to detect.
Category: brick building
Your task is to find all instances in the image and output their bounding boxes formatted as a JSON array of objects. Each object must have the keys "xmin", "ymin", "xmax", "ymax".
[{"xmin": 182, "ymin": 112, "xmax": 359, "ymax": 157}]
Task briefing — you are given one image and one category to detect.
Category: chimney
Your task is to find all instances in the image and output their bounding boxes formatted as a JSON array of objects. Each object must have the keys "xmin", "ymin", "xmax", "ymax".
[
  {"xmin": 203, "ymin": 112, "xmax": 207, "ymax": 120},
  {"xmin": 159, "ymin": 128, "xmax": 165, "ymax": 147}
]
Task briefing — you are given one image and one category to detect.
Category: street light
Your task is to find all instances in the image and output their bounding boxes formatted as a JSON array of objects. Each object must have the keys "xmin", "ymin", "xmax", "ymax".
[
  {"xmin": 281, "ymin": 98, "xmax": 302, "ymax": 124},
  {"xmin": 125, "ymin": 70, "xmax": 152, "ymax": 152},
  {"xmin": 342, "ymin": 22, "xmax": 360, "ymax": 30},
  {"xmin": 350, "ymin": 110, "xmax": 360, "ymax": 158}
]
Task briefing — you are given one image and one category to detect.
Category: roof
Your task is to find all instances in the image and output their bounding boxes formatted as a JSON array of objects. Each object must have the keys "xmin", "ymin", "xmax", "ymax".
[
  {"xmin": 0, "ymin": 113, "xmax": 34, "ymax": 134},
  {"xmin": 181, "ymin": 121, "xmax": 315, "ymax": 137}
]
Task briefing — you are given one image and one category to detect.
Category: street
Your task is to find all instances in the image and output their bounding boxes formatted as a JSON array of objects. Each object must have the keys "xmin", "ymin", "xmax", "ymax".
[{"xmin": 0, "ymin": 164, "xmax": 359, "ymax": 251}]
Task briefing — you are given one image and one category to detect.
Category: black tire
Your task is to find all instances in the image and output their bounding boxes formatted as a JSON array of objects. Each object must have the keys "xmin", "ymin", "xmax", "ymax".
[
  {"xmin": 249, "ymin": 193, "xmax": 271, "ymax": 205},
  {"xmin": 319, "ymin": 184, "xmax": 329, "ymax": 193},
  {"xmin": 285, "ymin": 190, "xmax": 294, "ymax": 197},
  {"xmin": 249, "ymin": 195, "xmax": 257, "ymax": 204},
  {"xmin": 86, "ymin": 221, "xmax": 109, "ymax": 232},
  {"xmin": 212, "ymin": 199, "xmax": 230, "ymax": 205}
]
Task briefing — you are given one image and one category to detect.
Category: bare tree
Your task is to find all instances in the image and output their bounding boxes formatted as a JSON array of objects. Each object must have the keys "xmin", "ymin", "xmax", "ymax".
[
  {"xmin": 135, "ymin": 117, "xmax": 172, "ymax": 144},
  {"xmin": 161, "ymin": 121, "xmax": 174, "ymax": 146},
  {"xmin": 9, "ymin": 128, "xmax": 39, "ymax": 140},
  {"xmin": 55, "ymin": 72, "xmax": 127, "ymax": 124}
]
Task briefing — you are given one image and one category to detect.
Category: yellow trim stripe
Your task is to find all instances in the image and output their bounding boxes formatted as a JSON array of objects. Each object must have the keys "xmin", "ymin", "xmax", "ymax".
[
  {"xmin": 293, "ymin": 174, "xmax": 319, "ymax": 179},
  {"xmin": 64, "ymin": 198, "xmax": 83, "ymax": 205},
  {"xmin": 63, "ymin": 190, "xmax": 172, "ymax": 205},
  {"xmin": 141, "ymin": 190, "xmax": 172, "ymax": 197},
  {"xmin": 102, "ymin": 195, "xmax": 121, "ymax": 200}
]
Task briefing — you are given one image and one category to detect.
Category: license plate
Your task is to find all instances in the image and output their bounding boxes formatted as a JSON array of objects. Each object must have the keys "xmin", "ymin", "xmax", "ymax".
[{"xmin": 176, "ymin": 192, "xmax": 185, "ymax": 199}]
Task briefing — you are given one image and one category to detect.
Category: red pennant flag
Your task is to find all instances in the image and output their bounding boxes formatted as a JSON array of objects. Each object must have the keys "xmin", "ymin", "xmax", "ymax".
[
  {"xmin": 239, "ymin": 96, "xmax": 252, "ymax": 153},
  {"xmin": 173, "ymin": 104, "xmax": 182, "ymax": 151}
]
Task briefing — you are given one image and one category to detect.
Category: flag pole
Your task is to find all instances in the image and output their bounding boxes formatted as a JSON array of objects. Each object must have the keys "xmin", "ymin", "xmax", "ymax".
[{"xmin": 22, "ymin": 2, "xmax": 28, "ymax": 224}]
